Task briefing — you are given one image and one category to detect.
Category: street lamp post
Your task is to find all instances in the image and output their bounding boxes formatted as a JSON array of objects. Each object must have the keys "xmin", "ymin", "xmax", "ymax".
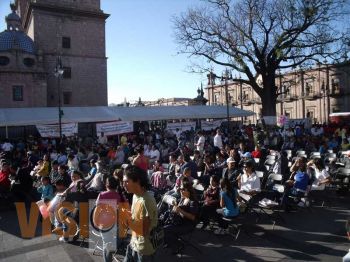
[
  {"xmin": 220, "ymin": 69, "xmax": 233, "ymax": 134},
  {"xmin": 54, "ymin": 56, "xmax": 64, "ymax": 140},
  {"xmin": 238, "ymin": 74, "xmax": 243, "ymax": 125}
]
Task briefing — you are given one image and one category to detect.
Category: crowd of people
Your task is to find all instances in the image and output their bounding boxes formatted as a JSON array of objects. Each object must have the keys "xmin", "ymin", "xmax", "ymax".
[{"xmin": 0, "ymin": 122, "xmax": 349, "ymax": 261}]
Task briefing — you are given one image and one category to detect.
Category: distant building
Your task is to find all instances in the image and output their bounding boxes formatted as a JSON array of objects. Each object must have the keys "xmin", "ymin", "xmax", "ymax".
[
  {"xmin": 0, "ymin": 1, "xmax": 109, "ymax": 108},
  {"xmin": 205, "ymin": 61, "xmax": 350, "ymax": 124}
]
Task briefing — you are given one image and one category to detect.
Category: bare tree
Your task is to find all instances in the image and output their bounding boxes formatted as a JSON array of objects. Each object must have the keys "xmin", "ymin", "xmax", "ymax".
[{"xmin": 173, "ymin": 0, "xmax": 349, "ymax": 117}]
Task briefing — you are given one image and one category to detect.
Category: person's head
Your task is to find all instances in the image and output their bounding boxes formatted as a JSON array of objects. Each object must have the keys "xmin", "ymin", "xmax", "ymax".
[
  {"xmin": 216, "ymin": 153, "xmax": 224, "ymax": 161},
  {"xmin": 180, "ymin": 179, "xmax": 196, "ymax": 200},
  {"xmin": 123, "ymin": 165, "xmax": 150, "ymax": 194},
  {"xmin": 43, "ymin": 154, "xmax": 49, "ymax": 161},
  {"xmin": 313, "ymin": 158, "xmax": 324, "ymax": 171},
  {"xmin": 68, "ymin": 154, "xmax": 75, "ymax": 160},
  {"xmin": 229, "ymin": 149, "xmax": 236, "ymax": 157},
  {"xmin": 183, "ymin": 167, "xmax": 191, "ymax": 177},
  {"xmin": 71, "ymin": 170, "xmax": 82, "ymax": 181},
  {"xmin": 136, "ymin": 146, "xmax": 144, "ymax": 155},
  {"xmin": 193, "ymin": 150, "xmax": 200, "ymax": 157},
  {"xmin": 41, "ymin": 176, "xmax": 50, "ymax": 185},
  {"xmin": 220, "ymin": 177, "xmax": 232, "ymax": 192},
  {"xmin": 177, "ymin": 154, "xmax": 184, "ymax": 164},
  {"xmin": 52, "ymin": 160, "xmax": 59, "ymax": 170},
  {"xmin": 227, "ymin": 160, "xmax": 236, "ymax": 169},
  {"xmin": 210, "ymin": 175, "xmax": 219, "ymax": 187},
  {"xmin": 255, "ymin": 145, "xmax": 260, "ymax": 151},
  {"xmin": 183, "ymin": 154, "xmax": 191, "ymax": 163},
  {"xmin": 153, "ymin": 160, "xmax": 161, "ymax": 170},
  {"xmin": 55, "ymin": 179, "xmax": 66, "ymax": 192},
  {"xmin": 243, "ymin": 161, "xmax": 255, "ymax": 174},
  {"xmin": 216, "ymin": 129, "xmax": 221, "ymax": 135},
  {"xmin": 113, "ymin": 168, "xmax": 123, "ymax": 181},
  {"xmin": 90, "ymin": 159, "xmax": 96, "ymax": 167},
  {"xmin": 58, "ymin": 164, "xmax": 67, "ymax": 175},
  {"xmin": 169, "ymin": 154, "xmax": 177, "ymax": 163},
  {"xmin": 106, "ymin": 176, "xmax": 119, "ymax": 191},
  {"xmin": 296, "ymin": 157, "xmax": 307, "ymax": 171}
]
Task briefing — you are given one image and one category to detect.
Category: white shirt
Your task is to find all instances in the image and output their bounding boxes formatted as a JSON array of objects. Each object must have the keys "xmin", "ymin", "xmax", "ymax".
[
  {"xmin": 98, "ymin": 136, "xmax": 108, "ymax": 145},
  {"xmin": 1, "ymin": 142, "xmax": 13, "ymax": 152},
  {"xmin": 197, "ymin": 136, "xmax": 205, "ymax": 151},
  {"xmin": 239, "ymin": 172, "xmax": 261, "ymax": 193},
  {"xmin": 311, "ymin": 168, "xmax": 330, "ymax": 191},
  {"xmin": 213, "ymin": 134, "xmax": 223, "ymax": 149},
  {"xmin": 150, "ymin": 149, "xmax": 160, "ymax": 161}
]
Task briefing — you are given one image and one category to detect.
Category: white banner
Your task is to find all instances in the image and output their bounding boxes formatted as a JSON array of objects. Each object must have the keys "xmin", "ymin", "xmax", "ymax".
[
  {"xmin": 96, "ymin": 121, "xmax": 133, "ymax": 136},
  {"xmin": 166, "ymin": 121, "xmax": 196, "ymax": 133},
  {"xmin": 286, "ymin": 118, "xmax": 307, "ymax": 128},
  {"xmin": 201, "ymin": 120, "xmax": 223, "ymax": 131},
  {"xmin": 36, "ymin": 123, "xmax": 78, "ymax": 138}
]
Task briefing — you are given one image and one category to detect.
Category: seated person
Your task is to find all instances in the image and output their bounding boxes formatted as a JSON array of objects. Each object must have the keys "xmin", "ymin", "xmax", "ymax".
[
  {"xmin": 10, "ymin": 165, "xmax": 33, "ymax": 202},
  {"xmin": 163, "ymin": 180, "xmax": 199, "ymax": 254},
  {"xmin": 84, "ymin": 159, "xmax": 97, "ymax": 183},
  {"xmin": 200, "ymin": 175, "xmax": 220, "ymax": 229},
  {"xmin": 0, "ymin": 162, "xmax": 11, "ymax": 194},
  {"xmin": 49, "ymin": 161, "xmax": 61, "ymax": 186},
  {"xmin": 215, "ymin": 178, "xmax": 239, "ymax": 235},
  {"xmin": 237, "ymin": 161, "xmax": 261, "ymax": 201},
  {"xmin": 165, "ymin": 167, "xmax": 193, "ymax": 198},
  {"xmin": 36, "ymin": 155, "xmax": 50, "ymax": 178},
  {"xmin": 307, "ymin": 158, "xmax": 331, "ymax": 191},
  {"xmin": 37, "ymin": 176, "xmax": 54, "ymax": 202},
  {"xmin": 55, "ymin": 180, "xmax": 88, "ymax": 242},
  {"xmin": 281, "ymin": 157, "xmax": 310, "ymax": 210},
  {"xmin": 222, "ymin": 159, "xmax": 240, "ymax": 184}
]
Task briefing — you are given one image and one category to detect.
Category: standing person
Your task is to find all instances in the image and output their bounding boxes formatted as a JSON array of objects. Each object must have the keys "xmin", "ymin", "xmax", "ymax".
[
  {"xmin": 214, "ymin": 129, "xmax": 223, "ymax": 150},
  {"xmin": 195, "ymin": 131, "xmax": 205, "ymax": 155},
  {"xmin": 122, "ymin": 166, "xmax": 158, "ymax": 262},
  {"xmin": 94, "ymin": 176, "xmax": 126, "ymax": 262},
  {"xmin": 133, "ymin": 146, "xmax": 149, "ymax": 172}
]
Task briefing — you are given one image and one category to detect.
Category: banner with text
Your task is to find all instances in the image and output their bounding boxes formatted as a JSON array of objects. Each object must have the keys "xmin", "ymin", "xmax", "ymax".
[
  {"xmin": 96, "ymin": 121, "xmax": 133, "ymax": 136},
  {"xmin": 36, "ymin": 123, "xmax": 78, "ymax": 138},
  {"xmin": 166, "ymin": 122, "xmax": 196, "ymax": 133},
  {"xmin": 201, "ymin": 120, "xmax": 223, "ymax": 131}
]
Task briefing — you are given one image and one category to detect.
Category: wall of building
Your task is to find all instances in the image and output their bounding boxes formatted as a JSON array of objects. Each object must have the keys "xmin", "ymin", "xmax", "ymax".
[
  {"xmin": 205, "ymin": 62, "xmax": 350, "ymax": 124},
  {"xmin": 21, "ymin": 0, "xmax": 108, "ymax": 107}
]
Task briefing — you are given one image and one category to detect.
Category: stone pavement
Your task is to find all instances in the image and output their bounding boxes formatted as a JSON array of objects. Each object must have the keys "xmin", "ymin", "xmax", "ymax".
[{"xmin": 0, "ymin": 190, "xmax": 349, "ymax": 262}]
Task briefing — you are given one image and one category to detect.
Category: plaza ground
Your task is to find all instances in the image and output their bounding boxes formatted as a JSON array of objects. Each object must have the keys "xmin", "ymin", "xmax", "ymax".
[{"xmin": 0, "ymin": 191, "xmax": 349, "ymax": 262}]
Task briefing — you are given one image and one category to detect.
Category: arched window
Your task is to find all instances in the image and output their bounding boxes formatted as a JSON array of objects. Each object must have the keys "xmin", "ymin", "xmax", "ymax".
[
  {"xmin": 23, "ymin": 57, "xmax": 35, "ymax": 67},
  {"xmin": 0, "ymin": 56, "xmax": 10, "ymax": 66}
]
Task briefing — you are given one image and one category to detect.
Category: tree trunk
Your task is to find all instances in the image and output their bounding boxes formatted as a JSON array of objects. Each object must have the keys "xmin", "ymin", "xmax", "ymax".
[{"xmin": 259, "ymin": 73, "xmax": 277, "ymax": 125}]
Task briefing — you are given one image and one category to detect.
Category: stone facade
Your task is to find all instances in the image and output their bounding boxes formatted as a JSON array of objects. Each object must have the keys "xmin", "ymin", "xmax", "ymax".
[
  {"xmin": 0, "ymin": 1, "xmax": 109, "ymax": 108},
  {"xmin": 205, "ymin": 61, "xmax": 350, "ymax": 124}
]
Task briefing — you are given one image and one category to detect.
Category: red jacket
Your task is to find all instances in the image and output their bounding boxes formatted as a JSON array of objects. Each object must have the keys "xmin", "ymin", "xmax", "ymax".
[{"xmin": 0, "ymin": 170, "xmax": 10, "ymax": 190}]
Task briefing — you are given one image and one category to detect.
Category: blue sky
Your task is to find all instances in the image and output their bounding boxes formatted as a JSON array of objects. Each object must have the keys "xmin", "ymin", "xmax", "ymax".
[{"xmin": 0, "ymin": 0, "xmax": 205, "ymax": 104}]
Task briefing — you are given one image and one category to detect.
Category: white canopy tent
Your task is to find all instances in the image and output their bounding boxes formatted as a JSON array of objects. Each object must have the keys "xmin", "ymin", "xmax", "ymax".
[{"xmin": 0, "ymin": 105, "xmax": 254, "ymax": 127}]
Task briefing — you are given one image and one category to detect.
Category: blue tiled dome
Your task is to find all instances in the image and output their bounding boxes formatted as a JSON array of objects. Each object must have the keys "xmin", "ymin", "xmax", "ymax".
[{"xmin": 0, "ymin": 30, "xmax": 36, "ymax": 54}]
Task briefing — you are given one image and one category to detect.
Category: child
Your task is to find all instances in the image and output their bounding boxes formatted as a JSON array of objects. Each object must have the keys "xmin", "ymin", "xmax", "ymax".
[{"xmin": 37, "ymin": 176, "xmax": 54, "ymax": 202}]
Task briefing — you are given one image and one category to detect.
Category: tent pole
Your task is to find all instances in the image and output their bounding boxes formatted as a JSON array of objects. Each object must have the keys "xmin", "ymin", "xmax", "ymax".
[{"xmin": 5, "ymin": 126, "xmax": 8, "ymax": 139}]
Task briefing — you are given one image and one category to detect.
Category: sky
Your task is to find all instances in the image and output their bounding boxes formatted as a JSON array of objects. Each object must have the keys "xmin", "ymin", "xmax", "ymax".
[{"xmin": 0, "ymin": 0, "xmax": 205, "ymax": 104}]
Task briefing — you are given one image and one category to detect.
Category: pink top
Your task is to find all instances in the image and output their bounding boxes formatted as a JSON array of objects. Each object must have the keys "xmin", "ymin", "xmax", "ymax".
[{"xmin": 96, "ymin": 190, "xmax": 122, "ymax": 205}]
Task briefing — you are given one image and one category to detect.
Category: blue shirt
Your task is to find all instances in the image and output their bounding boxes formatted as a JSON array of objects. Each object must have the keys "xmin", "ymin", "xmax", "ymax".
[
  {"xmin": 220, "ymin": 191, "xmax": 239, "ymax": 217},
  {"xmin": 37, "ymin": 184, "xmax": 54, "ymax": 200},
  {"xmin": 294, "ymin": 171, "xmax": 309, "ymax": 191}
]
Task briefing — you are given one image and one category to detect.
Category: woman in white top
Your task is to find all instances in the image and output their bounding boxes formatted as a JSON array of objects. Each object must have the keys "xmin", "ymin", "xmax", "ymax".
[
  {"xmin": 307, "ymin": 158, "xmax": 331, "ymax": 191},
  {"xmin": 237, "ymin": 161, "xmax": 261, "ymax": 201}
]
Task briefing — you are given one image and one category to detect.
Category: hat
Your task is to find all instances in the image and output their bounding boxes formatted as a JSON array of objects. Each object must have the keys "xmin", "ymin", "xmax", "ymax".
[
  {"xmin": 226, "ymin": 157, "xmax": 236, "ymax": 164},
  {"xmin": 243, "ymin": 152, "xmax": 252, "ymax": 158}
]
